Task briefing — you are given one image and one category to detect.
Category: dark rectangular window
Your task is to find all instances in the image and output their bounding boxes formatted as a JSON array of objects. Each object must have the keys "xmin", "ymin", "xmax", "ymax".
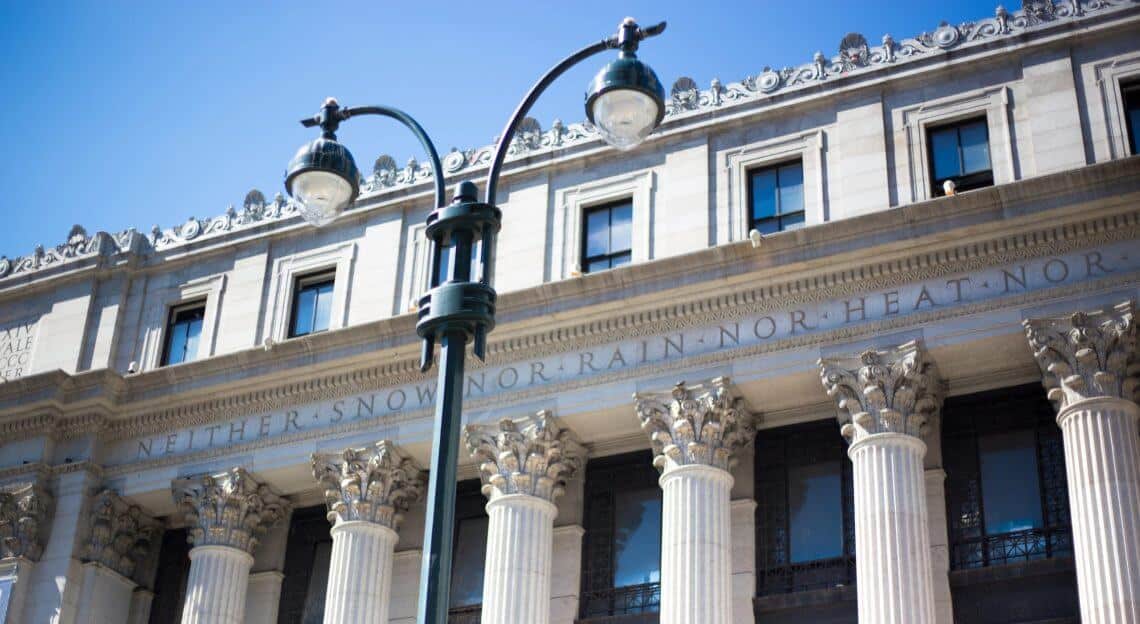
[
  {"xmin": 928, "ymin": 117, "xmax": 993, "ymax": 196},
  {"xmin": 160, "ymin": 302, "xmax": 205, "ymax": 366},
  {"xmin": 1124, "ymin": 80, "xmax": 1140, "ymax": 156},
  {"xmin": 448, "ymin": 479, "xmax": 488, "ymax": 623},
  {"xmin": 580, "ymin": 450, "xmax": 662, "ymax": 620},
  {"xmin": 748, "ymin": 160, "xmax": 805, "ymax": 235},
  {"xmin": 289, "ymin": 272, "xmax": 335, "ymax": 338},
  {"xmin": 943, "ymin": 384, "xmax": 1072, "ymax": 570},
  {"xmin": 147, "ymin": 528, "xmax": 191, "ymax": 624},
  {"xmin": 581, "ymin": 200, "xmax": 632, "ymax": 274},
  {"xmin": 756, "ymin": 419, "xmax": 855, "ymax": 597}
]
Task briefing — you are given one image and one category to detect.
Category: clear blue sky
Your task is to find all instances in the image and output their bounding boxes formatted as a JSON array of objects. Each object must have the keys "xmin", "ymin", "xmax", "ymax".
[{"xmin": 0, "ymin": 0, "xmax": 999, "ymax": 257}]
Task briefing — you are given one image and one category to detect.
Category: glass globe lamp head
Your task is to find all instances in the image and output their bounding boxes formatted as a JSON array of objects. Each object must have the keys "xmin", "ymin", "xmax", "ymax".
[
  {"xmin": 285, "ymin": 136, "xmax": 360, "ymax": 227},
  {"xmin": 585, "ymin": 54, "xmax": 665, "ymax": 150}
]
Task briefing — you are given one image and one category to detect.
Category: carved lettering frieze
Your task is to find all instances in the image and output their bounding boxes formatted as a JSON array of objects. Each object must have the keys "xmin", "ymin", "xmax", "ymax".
[
  {"xmin": 0, "ymin": 318, "xmax": 37, "ymax": 383},
  {"xmin": 103, "ymin": 241, "xmax": 1139, "ymax": 467}
]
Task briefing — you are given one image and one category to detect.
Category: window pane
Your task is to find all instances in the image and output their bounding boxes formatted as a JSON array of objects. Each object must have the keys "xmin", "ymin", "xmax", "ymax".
[
  {"xmin": 610, "ymin": 203, "xmax": 633, "ymax": 253},
  {"xmin": 610, "ymin": 252, "xmax": 631, "ymax": 269},
  {"xmin": 959, "ymin": 121, "xmax": 991, "ymax": 174},
  {"xmin": 613, "ymin": 487, "xmax": 661, "ymax": 587},
  {"xmin": 299, "ymin": 541, "xmax": 332, "ymax": 624},
  {"xmin": 1127, "ymin": 93, "xmax": 1140, "ymax": 154},
  {"xmin": 979, "ymin": 429, "xmax": 1043, "ymax": 535},
  {"xmin": 930, "ymin": 126, "xmax": 961, "ymax": 180},
  {"xmin": 312, "ymin": 282, "xmax": 334, "ymax": 333},
  {"xmin": 586, "ymin": 258, "xmax": 609, "ymax": 274},
  {"xmin": 586, "ymin": 209, "xmax": 610, "ymax": 257},
  {"xmin": 777, "ymin": 163, "xmax": 804, "ymax": 215},
  {"xmin": 182, "ymin": 317, "xmax": 202, "ymax": 363},
  {"xmin": 753, "ymin": 217, "xmax": 780, "ymax": 236},
  {"xmin": 787, "ymin": 461, "xmax": 843, "ymax": 563},
  {"xmin": 450, "ymin": 516, "xmax": 488, "ymax": 607},
  {"xmin": 781, "ymin": 211, "xmax": 806, "ymax": 231},
  {"xmin": 750, "ymin": 169, "xmax": 777, "ymax": 222},
  {"xmin": 293, "ymin": 286, "xmax": 317, "ymax": 336},
  {"xmin": 438, "ymin": 245, "xmax": 453, "ymax": 283},
  {"xmin": 166, "ymin": 325, "xmax": 189, "ymax": 365}
]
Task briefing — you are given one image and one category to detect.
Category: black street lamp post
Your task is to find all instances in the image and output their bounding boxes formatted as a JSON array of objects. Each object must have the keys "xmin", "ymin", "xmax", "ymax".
[{"xmin": 284, "ymin": 18, "xmax": 667, "ymax": 624}]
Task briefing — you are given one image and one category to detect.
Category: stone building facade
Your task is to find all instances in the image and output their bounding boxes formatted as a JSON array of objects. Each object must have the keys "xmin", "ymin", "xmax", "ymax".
[{"xmin": 2, "ymin": 2, "xmax": 1140, "ymax": 623}]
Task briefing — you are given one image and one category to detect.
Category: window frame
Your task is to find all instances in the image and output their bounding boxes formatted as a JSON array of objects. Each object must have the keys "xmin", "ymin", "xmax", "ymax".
[
  {"xmin": 943, "ymin": 384, "xmax": 1072, "ymax": 571},
  {"xmin": 925, "ymin": 116, "xmax": 994, "ymax": 197},
  {"xmin": 580, "ymin": 199, "xmax": 634, "ymax": 275},
  {"xmin": 579, "ymin": 450, "xmax": 663, "ymax": 621},
  {"xmin": 159, "ymin": 300, "xmax": 207, "ymax": 367},
  {"xmin": 746, "ymin": 159, "xmax": 807, "ymax": 235},
  {"xmin": 552, "ymin": 170, "xmax": 654, "ymax": 280},
  {"xmin": 754, "ymin": 419, "xmax": 856, "ymax": 597},
  {"xmin": 288, "ymin": 271, "xmax": 336, "ymax": 338}
]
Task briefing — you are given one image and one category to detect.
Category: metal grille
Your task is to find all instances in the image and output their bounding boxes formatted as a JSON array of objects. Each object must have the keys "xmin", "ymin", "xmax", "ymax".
[
  {"xmin": 579, "ymin": 451, "xmax": 662, "ymax": 619},
  {"xmin": 755, "ymin": 420, "xmax": 856, "ymax": 596},
  {"xmin": 447, "ymin": 605, "xmax": 482, "ymax": 624},
  {"xmin": 944, "ymin": 384, "xmax": 1072, "ymax": 570}
]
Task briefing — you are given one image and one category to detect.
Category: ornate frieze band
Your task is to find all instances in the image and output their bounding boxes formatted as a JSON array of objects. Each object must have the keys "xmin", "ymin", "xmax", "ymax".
[
  {"xmin": 819, "ymin": 340, "xmax": 943, "ymax": 444},
  {"xmin": 0, "ymin": 482, "xmax": 52, "ymax": 561},
  {"xmin": 312, "ymin": 440, "xmax": 425, "ymax": 528},
  {"xmin": 4, "ymin": 1, "xmax": 1134, "ymax": 275},
  {"xmin": 1024, "ymin": 300, "xmax": 1138, "ymax": 410},
  {"xmin": 81, "ymin": 489, "xmax": 161, "ymax": 579},
  {"xmin": 172, "ymin": 467, "xmax": 289, "ymax": 553},
  {"xmin": 635, "ymin": 376, "xmax": 755, "ymax": 471},
  {"xmin": 464, "ymin": 410, "xmax": 584, "ymax": 502}
]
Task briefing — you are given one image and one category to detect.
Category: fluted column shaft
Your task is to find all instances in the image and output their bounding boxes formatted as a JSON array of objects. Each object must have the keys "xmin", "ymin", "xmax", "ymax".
[
  {"xmin": 659, "ymin": 464, "xmax": 734, "ymax": 624},
  {"xmin": 1058, "ymin": 397, "xmax": 1140, "ymax": 623},
  {"xmin": 849, "ymin": 433, "xmax": 936, "ymax": 624},
  {"xmin": 322, "ymin": 521, "xmax": 398, "ymax": 624},
  {"xmin": 181, "ymin": 545, "xmax": 254, "ymax": 624},
  {"xmin": 481, "ymin": 493, "xmax": 558, "ymax": 624}
]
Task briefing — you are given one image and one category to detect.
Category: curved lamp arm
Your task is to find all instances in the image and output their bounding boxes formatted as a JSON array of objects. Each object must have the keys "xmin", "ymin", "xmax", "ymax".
[
  {"xmin": 483, "ymin": 20, "xmax": 666, "ymax": 205},
  {"xmin": 302, "ymin": 104, "xmax": 447, "ymax": 209}
]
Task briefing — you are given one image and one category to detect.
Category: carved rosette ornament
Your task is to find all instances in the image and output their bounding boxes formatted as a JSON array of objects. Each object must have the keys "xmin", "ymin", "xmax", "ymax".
[
  {"xmin": 172, "ymin": 467, "xmax": 289, "ymax": 554},
  {"xmin": 1023, "ymin": 301, "xmax": 1139, "ymax": 411},
  {"xmin": 634, "ymin": 376, "xmax": 755, "ymax": 472},
  {"xmin": 819, "ymin": 340, "xmax": 942, "ymax": 445},
  {"xmin": 312, "ymin": 441, "xmax": 425, "ymax": 529},
  {"xmin": 0, "ymin": 483, "xmax": 52, "ymax": 561},
  {"xmin": 81, "ymin": 489, "xmax": 161, "ymax": 579},
  {"xmin": 464, "ymin": 410, "xmax": 584, "ymax": 502}
]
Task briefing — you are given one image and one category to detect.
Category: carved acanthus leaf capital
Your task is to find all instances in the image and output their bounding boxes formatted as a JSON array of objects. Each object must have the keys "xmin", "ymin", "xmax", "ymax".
[
  {"xmin": 312, "ymin": 440, "xmax": 425, "ymax": 529},
  {"xmin": 634, "ymin": 376, "xmax": 755, "ymax": 472},
  {"xmin": 1024, "ymin": 301, "xmax": 1139, "ymax": 411},
  {"xmin": 819, "ymin": 340, "xmax": 942, "ymax": 444},
  {"xmin": 464, "ymin": 410, "xmax": 583, "ymax": 502},
  {"xmin": 81, "ymin": 489, "xmax": 161, "ymax": 580},
  {"xmin": 0, "ymin": 482, "xmax": 52, "ymax": 561},
  {"xmin": 172, "ymin": 467, "xmax": 289, "ymax": 554}
]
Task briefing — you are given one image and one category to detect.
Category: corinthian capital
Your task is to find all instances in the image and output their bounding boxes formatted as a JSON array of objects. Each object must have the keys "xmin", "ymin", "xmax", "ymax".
[
  {"xmin": 1024, "ymin": 301, "xmax": 1139, "ymax": 411},
  {"xmin": 172, "ymin": 467, "xmax": 289, "ymax": 554},
  {"xmin": 82, "ymin": 489, "xmax": 161, "ymax": 580},
  {"xmin": 464, "ymin": 410, "xmax": 583, "ymax": 502},
  {"xmin": 0, "ymin": 482, "xmax": 52, "ymax": 561},
  {"xmin": 312, "ymin": 440, "xmax": 425, "ymax": 529},
  {"xmin": 634, "ymin": 376, "xmax": 755, "ymax": 472},
  {"xmin": 819, "ymin": 340, "xmax": 942, "ymax": 444}
]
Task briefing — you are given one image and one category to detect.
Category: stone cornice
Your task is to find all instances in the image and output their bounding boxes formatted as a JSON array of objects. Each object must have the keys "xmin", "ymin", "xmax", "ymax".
[
  {"xmin": 1, "ymin": 3, "xmax": 1136, "ymax": 290},
  {"xmin": 0, "ymin": 158, "xmax": 1137, "ymax": 446}
]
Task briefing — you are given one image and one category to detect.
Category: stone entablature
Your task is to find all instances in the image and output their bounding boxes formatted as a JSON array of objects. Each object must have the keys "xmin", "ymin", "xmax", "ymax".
[
  {"xmin": 172, "ymin": 468, "xmax": 290, "ymax": 554},
  {"xmin": 312, "ymin": 441, "xmax": 425, "ymax": 528},
  {"xmin": 464, "ymin": 411, "xmax": 583, "ymax": 502},
  {"xmin": 1024, "ymin": 301, "xmax": 1139, "ymax": 410},
  {"xmin": 0, "ymin": 1, "xmax": 1136, "ymax": 285}
]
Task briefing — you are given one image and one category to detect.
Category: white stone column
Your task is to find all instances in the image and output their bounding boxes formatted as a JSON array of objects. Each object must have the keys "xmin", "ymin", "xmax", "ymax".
[
  {"xmin": 312, "ymin": 440, "xmax": 425, "ymax": 624},
  {"xmin": 75, "ymin": 489, "xmax": 161, "ymax": 624},
  {"xmin": 820, "ymin": 341, "xmax": 940, "ymax": 624},
  {"xmin": 465, "ymin": 410, "xmax": 583, "ymax": 624},
  {"xmin": 635, "ymin": 377, "xmax": 755, "ymax": 624},
  {"xmin": 1025, "ymin": 302, "xmax": 1140, "ymax": 624},
  {"xmin": 0, "ymin": 478, "xmax": 52, "ymax": 623},
  {"xmin": 173, "ymin": 467, "xmax": 288, "ymax": 624}
]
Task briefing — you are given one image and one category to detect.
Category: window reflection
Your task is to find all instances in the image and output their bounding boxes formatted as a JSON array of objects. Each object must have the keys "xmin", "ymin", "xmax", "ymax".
[
  {"xmin": 161, "ymin": 303, "xmax": 205, "ymax": 366},
  {"xmin": 749, "ymin": 161, "xmax": 805, "ymax": 234},
  {"xmin": 613, "ymin": 487, "xmax": 662, "ymax": 587},
  {"xmin": 979, "ymin": 429, "xmax": 1043, "ymax": 535},
  {"xmin": 582, "ymin": 200, "xmax": 633, "ymax": 273},
  {"xmin": 290, "ymin": 274, "xmax": 335, "ymax": 337},
  {"xmin": 787, "ymin": 461, "xmax": 843, "ymax": 563},
  {"xmin": 927, "ymin": 117, "xmax": 993, "ymax": 195}
]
